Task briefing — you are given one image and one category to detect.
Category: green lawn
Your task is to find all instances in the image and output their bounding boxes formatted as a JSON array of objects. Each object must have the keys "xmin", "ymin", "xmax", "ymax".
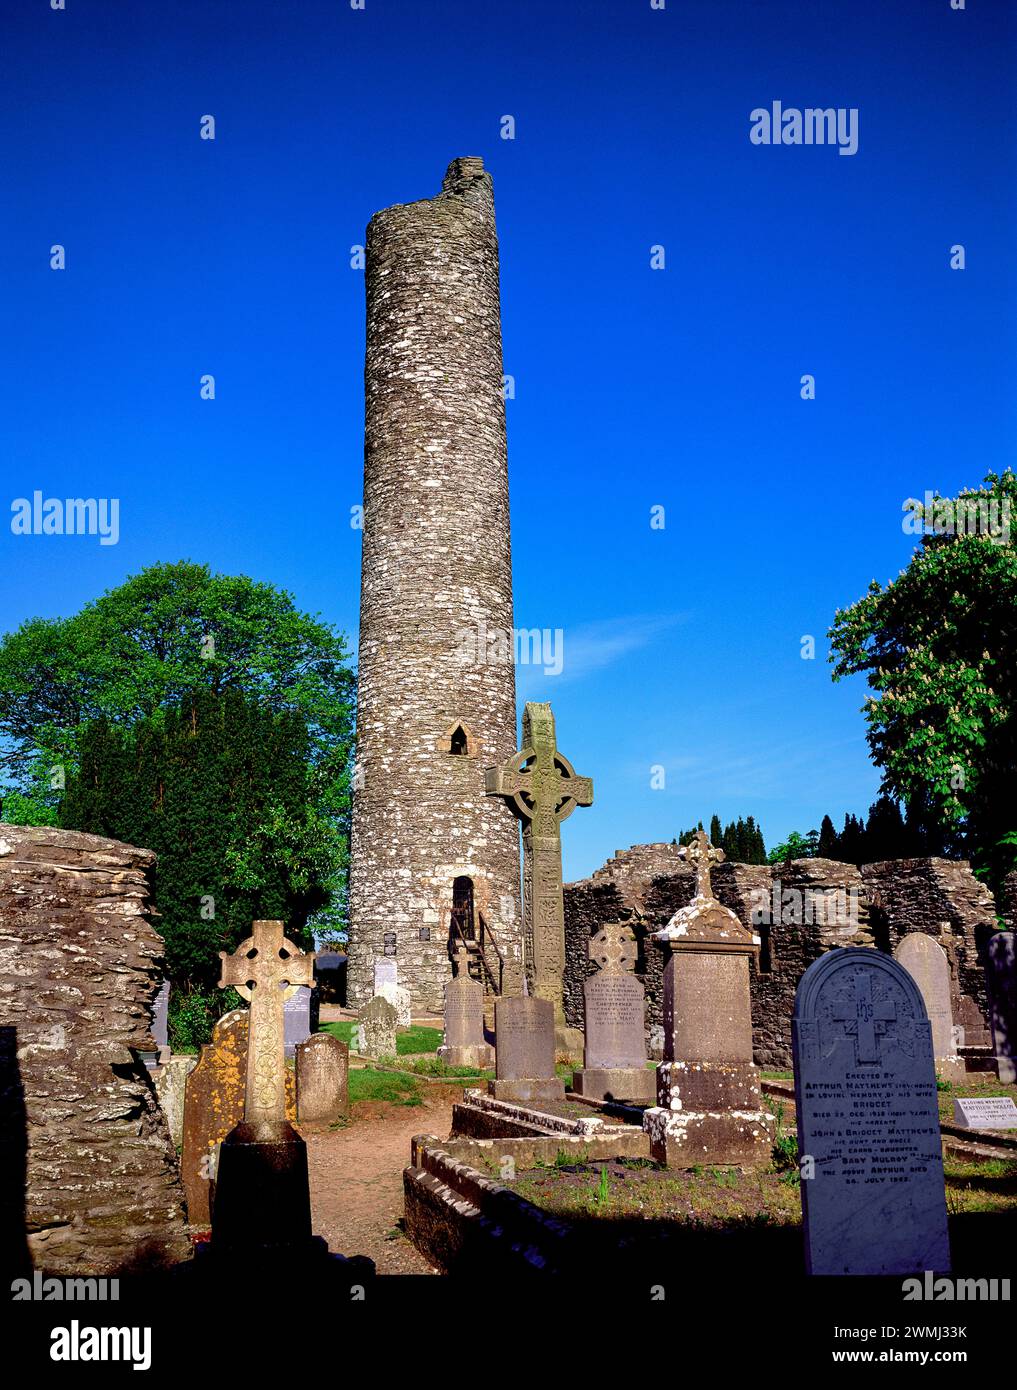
[
  {"xmin": 347, "ymin": 1067, "xmax": 423, "ymax": 1106},
  {"xmin": 318, "ymin": 1020, "xmax": 443, "ymax": 1055}
]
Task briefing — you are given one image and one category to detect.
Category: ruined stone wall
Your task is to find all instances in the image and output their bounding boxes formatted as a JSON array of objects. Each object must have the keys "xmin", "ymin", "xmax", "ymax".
[
  {"xmin": 348, "ymin": 158, "xmax": 523, "ymax": 1014},
  {"xmin": 565, "ymin": 844, "xmax": 992, "ymax": 1069},
  {"xmin": 0, "ymin": 825, "xmax": 189, "ymax": 1277},
  {"xmin": 1002, "ymin": 870, "xmax": 1017, "ymax": 931},
  {"xmin": 861, "ymin": 858, "xmax": 995, "ymax": 1047}
]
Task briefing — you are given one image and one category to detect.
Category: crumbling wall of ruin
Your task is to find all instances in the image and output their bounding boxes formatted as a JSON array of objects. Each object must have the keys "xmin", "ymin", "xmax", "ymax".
[
  {"xmin": 565, "ymin": 847, "xmax": 993, "ymax": 1069},
  {"xmin": 0, "ymin": 824, "xmax": 190, "ymax": 1277},
  {"xmin": 861, "ymin": 858, "xmax": 995, "ymax": 1047}
]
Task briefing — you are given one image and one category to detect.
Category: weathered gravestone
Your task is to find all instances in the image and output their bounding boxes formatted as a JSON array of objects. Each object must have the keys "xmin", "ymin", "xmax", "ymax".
[
  {"xmin": 296, "ymin": 1033, "xmax": 349, "ymax": 1124},
  {"xmin": 793, "ymin": 946, "xmax": 951, "ymax": 1276},
  {"xmin": 152, "ymin": 1054, "xmax": 197, "ymax": 1147},
  {"xmin": 485, "ymin": 702, "xmax": 592, "ymax": 1059},
  {"xmin": 439, "ymin": 948, "xmax": 494, "ymax": 1069},
  {"xmin": 181, "ymin": 1008, "xmax": 297, "ymax": 1229},
  {"xmin": 489, "ymin": 995, "xmax": 564, "ymax": 1103},
  {"xmin": 374, "ymin": 958, "xmax": 411, "ymax": 1026},
  {"xmin": 573, "ymin": 920, "xmax": 654, "ymax": 1103},
  {"xmin": 986, "ymin": 930, "xmax": 1017, "ymax": 1084},
  {"xmin": 642, "ymin": 832, "xmax": 774, "ymax": 1166},
  {"xmin": 356, "ymin": 995, "xmax": 398, "ymax": 1058},
  {"xmin": 894, "ymin": 933, "xmax": 965, "ymax": 1081}
]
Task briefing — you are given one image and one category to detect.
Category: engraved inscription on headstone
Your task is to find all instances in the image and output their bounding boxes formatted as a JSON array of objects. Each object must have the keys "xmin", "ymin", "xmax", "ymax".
[
  {"xmin": 953, "ymin": 1095, "xmax": 1017, "ymax": 1130},
  {"xmin": 793, "ymin": 947, "xmax": 951, "ymax": 1276},
  {"xmin": 489, "ymin": 996, "xmax": 564, "ymax": 1103}
]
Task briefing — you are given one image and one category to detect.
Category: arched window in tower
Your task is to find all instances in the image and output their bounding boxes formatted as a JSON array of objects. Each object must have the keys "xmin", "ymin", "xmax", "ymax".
[
  {"xmin": 450, "ymin": 876, "xmax": 475, "ymax": 946},
  {"xmin": 439, "ymin": 721, "xmax": 474, "ymax": 756}
]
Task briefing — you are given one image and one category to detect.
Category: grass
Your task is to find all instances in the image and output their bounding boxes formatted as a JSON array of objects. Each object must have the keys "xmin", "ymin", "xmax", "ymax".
[
  {"xmin": 396, "ymin": 1055, "xmax": 491, "ymax": 1079},
  {"xmin": 347, "ymin": 1067, "xmax": 423, "ymax": 1106},
  {"xmin": 511, "ymin": 1158, "xmax": 802, "ymax": 1226},
  {"xmin": 318, "ymin": 1020, "xmax": 443, "ymax": 1056},
  {"xmin": 944, "ymin": 1156, "xmax": 1017, "ymax": 1215},
  {"xmin": 396, "ymin": 1024, "xmax": 443, "ymax": 1055}
]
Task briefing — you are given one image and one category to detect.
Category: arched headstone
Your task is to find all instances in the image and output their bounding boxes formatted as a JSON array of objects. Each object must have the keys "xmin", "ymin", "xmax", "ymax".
[{"xmin": 793, "ymin": 948, "xmax": 950, "ymax": 1276}]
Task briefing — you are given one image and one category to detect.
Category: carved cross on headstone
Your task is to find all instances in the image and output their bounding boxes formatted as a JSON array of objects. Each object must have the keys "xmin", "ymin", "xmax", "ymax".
[
  {"xmin": 832, "ymin": 971, "xmax": 897, "ymax": 1065},
  {"xmin": 680, "ymin": 830, "xmax": 725, "ymax": 900},
  {"xmin": 218, "ymin": 920, "xmax": 315, "ymax": 1131},
  {"xmin": 485, "ymin": 702, "xmax": 593, "ymax": 1024},
  {"xmin": 589, "ymin": 922, "xmax": 637, "ymax": 975}
]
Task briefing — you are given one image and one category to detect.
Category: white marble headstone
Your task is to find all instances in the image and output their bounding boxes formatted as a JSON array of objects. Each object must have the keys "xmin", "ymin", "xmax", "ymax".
[{"xmin": 374, "ymin": 958, "xmax": 410, "ymax": 1025}]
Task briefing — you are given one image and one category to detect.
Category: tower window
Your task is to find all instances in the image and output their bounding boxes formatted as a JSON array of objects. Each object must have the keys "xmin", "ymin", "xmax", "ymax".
[{"xmin": 439, "ymin": 721, "xmax": 474, "ymax": 756}]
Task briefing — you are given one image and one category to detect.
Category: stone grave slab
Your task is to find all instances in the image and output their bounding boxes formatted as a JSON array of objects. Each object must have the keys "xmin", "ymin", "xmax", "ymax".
[{"xmin": 489, "ymin": 996, "xmax": 564, "ymax": 1103}]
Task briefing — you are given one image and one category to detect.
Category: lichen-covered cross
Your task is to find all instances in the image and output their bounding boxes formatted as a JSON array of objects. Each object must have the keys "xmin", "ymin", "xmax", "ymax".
[
  {"xmin": 218, "ymin": 920, "xmax": 315, "ymax": 1130},
  {"xmin": 485, "ymin": 702, "xmax": 592, "ymax": 1022},
  {"xmin": 681, "ymin": 830, "xmax": 725, "ymax": 901}
]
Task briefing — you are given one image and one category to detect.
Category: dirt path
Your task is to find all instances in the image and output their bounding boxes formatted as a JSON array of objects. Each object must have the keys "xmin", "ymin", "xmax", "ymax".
[{"xmin": 304, "ymin": 1086, "xmax": 458, "ymax": 1274}]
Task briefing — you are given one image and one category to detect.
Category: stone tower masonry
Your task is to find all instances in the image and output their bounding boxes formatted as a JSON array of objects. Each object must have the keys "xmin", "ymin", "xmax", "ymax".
[{"xmin": 347, "ymin": 158, "xmax": 523, "ymax": 1014}]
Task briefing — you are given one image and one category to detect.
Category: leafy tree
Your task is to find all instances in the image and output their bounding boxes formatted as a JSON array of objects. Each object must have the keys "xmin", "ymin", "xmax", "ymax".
[
  {"xmin": 0, "ymin": 562, "xmax": 355, "ymax": 1003},
  {"xmin": 767, "ymin": 829, "xmax": 819, "ymax": 864},
  {"xmin": 829, "ymin": 470, "xmax": 1016, "ymax": 891},
  {"xmin": 709, "ymin": 813, "xmax": 723, "ymax": 847}
]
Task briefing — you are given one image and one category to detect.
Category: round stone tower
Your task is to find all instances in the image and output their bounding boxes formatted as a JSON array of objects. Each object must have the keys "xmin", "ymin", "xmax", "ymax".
[{"xmin": 347, "ymin": 157, "xmax": 523, "ymax": 1015}]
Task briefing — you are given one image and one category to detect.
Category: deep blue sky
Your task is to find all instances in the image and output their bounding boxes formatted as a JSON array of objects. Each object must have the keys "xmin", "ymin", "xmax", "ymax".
[{"xmin": 3, "ymin": 0, "xmax": 1015, "ymax": 879}]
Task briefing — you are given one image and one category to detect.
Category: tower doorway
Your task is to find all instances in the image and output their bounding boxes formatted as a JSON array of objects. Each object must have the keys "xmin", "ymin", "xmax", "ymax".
[{"xmin": 450, "ymin": 875, "xmax": 475, "ymax": 946}]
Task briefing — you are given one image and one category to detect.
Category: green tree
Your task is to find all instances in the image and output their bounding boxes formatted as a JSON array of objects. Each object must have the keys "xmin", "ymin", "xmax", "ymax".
[
  {"xmin": 767, "ymin": 829, "xmax": 819, "ymax": 864},
  {"xmin": 60, "ymin": 690, "xmax": 333, "ymax": 1046},
  {"xmin": 0, "ymin": 559, "xmax": 355, "ymax": 934},
  {"xmin": 829, "ymin": 470, "xmax": 1016, "ymax": 890},
  {"xmin": 817, "ymin": 814, "xmax": 839, "ymax": 858}
]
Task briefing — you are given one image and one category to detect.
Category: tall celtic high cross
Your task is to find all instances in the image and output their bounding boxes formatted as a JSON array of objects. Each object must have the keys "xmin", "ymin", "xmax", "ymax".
[
  {"xmin": 681, "ymin": 829, "xmax": 725, "ymax": 900},
  {"xmin": 218, "ymin": 920, "xmax": 315, "ymax": 1131},
  {"xmin": 485, "ymin": 702, "xmax": 593, "ymax": 1023}
]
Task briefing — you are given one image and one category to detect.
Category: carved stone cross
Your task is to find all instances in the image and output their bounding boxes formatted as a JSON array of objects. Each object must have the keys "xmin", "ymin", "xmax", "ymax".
[
  {"xmin": 589, "ymin": 922, "xmax": 637, "ymax": 975},
  {"xmin": 485, "ymin": 702, "xmax": 592, "ymax": 1025},
  {"xmin": 832, "ymin": 970, "xmax": 897, "ymax": 1065},
  {"xmin": 680, "ymin": 830, "xmax": 725, "ymax": 900},
  {"xmin": 218, "ymin": 920, "xmax": 315, "ymax": 1131}
]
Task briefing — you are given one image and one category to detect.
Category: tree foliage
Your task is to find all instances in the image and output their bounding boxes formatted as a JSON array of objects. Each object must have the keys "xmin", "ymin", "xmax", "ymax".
[
  {"xmin": 829, "ymin": 470, "xmax": 1016, "ymax": 888},
  {"xmin": 0, "ymin": 560, "xmax": 356, "ymax": 949}
]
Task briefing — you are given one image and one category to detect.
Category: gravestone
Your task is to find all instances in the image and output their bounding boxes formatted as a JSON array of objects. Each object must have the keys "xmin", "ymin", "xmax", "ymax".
[
  {"xmin": 573, "ymin": 920, "xmax": 654, "ymax": 1103},
  {"xmin": 181, "ymin": 1008, "xmax": 297, "ymax": 1228},
  {"xmin": 375, "ymin": 958, "xmax": 411, "ymax": 1025},
  {"xmin": 793, "ymin": 946, "xmax": 951, "ymax": 1276},
  {"xmin": 642, "ymin": 832, "xmax": 774, "ymax": 1166},
  {"xmin": 152, "ymin": 1055, "xmax": 197, "ymax": 1147},
  {"xmin": 211, "ymin": 920, "xmax": 317, "ymax": 1256},
  {"xmin": 296, "ymin": 1033, "xmax": 349, "ymax": 1124},
  {"xmin": 356, "ymin": 995, "xmax": 398, "ymax": 1058},
  {"xmin": 489, "ymin": 996, "xmax": 564, "ymax": 1103},
  {"xmin": 953, "ymin": 1094, "xmax": 1017, "ymax": 1130},
  {"xmin": 439, "ymin": 950, "xmax": 494, "ymax": 1069},
  {"xmin": 894, "ymin": 934, "xmax": 965, "ymax": 1081},
  {"xmin": 152, "ymin": 978, "xmax": 170, "ymax": 1051},
  {"xmin": 485, "ymin": 702, "xmax": 593, "ymax": 1058},
  {"xmin": 986, "ymin": 930, "xmax": 1016, "ymax": 1084},
  {"xmin": 283, "ymin": 985, "xmax": 314, "ymax": 1059}
]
